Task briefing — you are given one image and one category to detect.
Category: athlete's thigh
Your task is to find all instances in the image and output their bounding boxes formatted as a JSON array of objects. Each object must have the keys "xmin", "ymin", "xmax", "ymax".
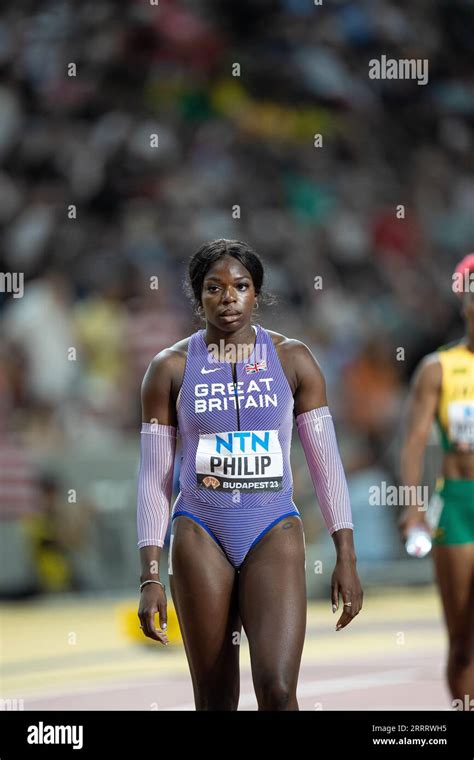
[
  {"xmin": 238, "ymin": 515, "xmax": 307, "ymax": 683},
  {"xmin": 169, "ymin": 516, "xmax": 241, "ymax": 679},
  {"xmin": 432, "ymin": 543, "xmax": 474, "ymax": 641}
]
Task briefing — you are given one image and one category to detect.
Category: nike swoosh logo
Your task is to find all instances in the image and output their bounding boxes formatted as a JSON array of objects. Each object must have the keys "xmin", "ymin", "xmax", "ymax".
[{"xmin": 201, "ymin": 367, "xmax": 223, "ymax": 374}]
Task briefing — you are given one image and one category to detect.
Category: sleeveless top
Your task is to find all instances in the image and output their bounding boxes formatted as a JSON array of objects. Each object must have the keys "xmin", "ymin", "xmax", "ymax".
[
  {"xmin": 172, "ymin": 323, "xmax": 296, "ymax": 512},
  {"xmin": 436, "ymin": 339, "xmax": 474, "ymax": 452}
]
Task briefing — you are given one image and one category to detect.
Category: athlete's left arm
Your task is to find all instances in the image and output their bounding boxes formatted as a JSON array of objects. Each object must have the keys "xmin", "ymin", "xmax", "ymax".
[{"xmin": 289, "ymin": 340, "xmax": 363, "ymax": 629}]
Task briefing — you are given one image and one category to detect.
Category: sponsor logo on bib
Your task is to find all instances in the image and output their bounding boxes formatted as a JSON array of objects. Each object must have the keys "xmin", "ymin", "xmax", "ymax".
[{"xmin": 196, "ymin": 429, "xmax": 283, "ymax": 491}]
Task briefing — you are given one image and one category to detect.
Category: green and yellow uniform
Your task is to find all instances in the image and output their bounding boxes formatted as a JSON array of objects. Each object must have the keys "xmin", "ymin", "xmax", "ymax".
[{"xmin": 429, "ymin": 340, "xmax": 474, "ymax": 545}]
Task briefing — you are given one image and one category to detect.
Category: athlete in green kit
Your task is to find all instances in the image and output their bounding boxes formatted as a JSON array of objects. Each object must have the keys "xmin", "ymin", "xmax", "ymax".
[{"xmin": 399, "ymin": 253, "xmax": 474, "ymax": 705}]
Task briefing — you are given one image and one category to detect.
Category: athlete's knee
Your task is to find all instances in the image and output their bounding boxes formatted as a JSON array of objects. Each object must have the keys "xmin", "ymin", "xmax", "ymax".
[
  {"xmin": 194, "ymin": 692, "xmax": 239, "ymax": 711},
  {"xmin": 194, "ymin": 682, "xmax": 239, "ymax": 711},
  {"xmin": 255, "ymin": 675, "xmax": 294, "ymax": 710},
  {"xmin": 449, "ymin": 636, "xmax": 474, "ymax": 672}
]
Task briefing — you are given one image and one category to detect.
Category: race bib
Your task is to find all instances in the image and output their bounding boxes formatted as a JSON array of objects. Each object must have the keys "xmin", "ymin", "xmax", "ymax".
[
  {"xmin": 447, "ymin": 401, "xmax": 474, "ymax": 451},
  {"xmin": 196, "ymin": 429, "xmax": 283, "ymax": 492}
]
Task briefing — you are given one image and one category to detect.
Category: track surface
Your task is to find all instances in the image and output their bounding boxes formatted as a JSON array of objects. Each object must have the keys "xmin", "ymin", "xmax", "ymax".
[{"xmin": 1, "ymin": 587, "xmax": 453, "ymax": 710}]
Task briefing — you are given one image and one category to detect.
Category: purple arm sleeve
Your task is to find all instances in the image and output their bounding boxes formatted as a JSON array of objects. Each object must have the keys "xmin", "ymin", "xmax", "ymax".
[
  {"xmin": 295, "ymin": 406, "xmax": 354, "ymax": 534},
  {"xmin": 136, "ymin": 422, "xmax": 177, "ymax": 548}
]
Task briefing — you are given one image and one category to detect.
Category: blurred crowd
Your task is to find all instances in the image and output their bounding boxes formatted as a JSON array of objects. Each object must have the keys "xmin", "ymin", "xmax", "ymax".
[{"xmin": 0, "ymin": 0, "xmax": 473, "ymax": 589}]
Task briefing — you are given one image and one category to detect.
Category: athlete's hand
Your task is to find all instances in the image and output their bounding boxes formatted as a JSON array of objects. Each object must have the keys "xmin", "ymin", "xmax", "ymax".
[
  {"xmin": 398, "ymin": 504, "xmax": 431, "ymax": 541},
  {"xmin": 331, "ymin": 558, "xmax": 363, "ymax": 631},
  {"xmin": 138, "ymin": 584, "xmax": 169, "ymax": 645}
]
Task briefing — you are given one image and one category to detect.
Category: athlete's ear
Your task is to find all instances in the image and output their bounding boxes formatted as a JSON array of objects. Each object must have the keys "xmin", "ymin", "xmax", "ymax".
[{"xmin": 195, "ymin": 304, "xmax": 205, "ymax": 324}]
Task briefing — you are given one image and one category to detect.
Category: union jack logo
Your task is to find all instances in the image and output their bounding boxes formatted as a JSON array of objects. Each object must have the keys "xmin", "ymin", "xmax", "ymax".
[{"xmin": 244, "ymin": 360, "xmax": 267, "ymax": 374}]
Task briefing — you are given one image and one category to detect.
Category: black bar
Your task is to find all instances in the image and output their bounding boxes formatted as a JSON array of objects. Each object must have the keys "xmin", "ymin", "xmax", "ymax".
[{"xmin": 1, "ymin": 710, "xmax": 473, "ymax": 757}]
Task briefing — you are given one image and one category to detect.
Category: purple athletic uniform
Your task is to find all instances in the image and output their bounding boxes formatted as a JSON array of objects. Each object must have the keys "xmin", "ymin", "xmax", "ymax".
[{"xmin": 171, "ymin": 322, "xmax": 301, "ymax": 568}]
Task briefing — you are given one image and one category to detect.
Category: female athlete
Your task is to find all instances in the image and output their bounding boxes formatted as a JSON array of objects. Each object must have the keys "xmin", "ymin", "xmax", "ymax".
[
  {"xmin": 136, "ymin": 239, "xmax": 363, "ymax": 710},
  {"xmin": 399, "ymin": 253, "xmax": 474, "ymax": 704}
]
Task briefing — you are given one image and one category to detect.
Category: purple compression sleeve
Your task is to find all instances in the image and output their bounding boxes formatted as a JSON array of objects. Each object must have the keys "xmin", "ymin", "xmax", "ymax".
[
  {"xmin": 295, "ymin": 406, "xmax": 354, "ymax": 534},
  {"xmin": 136, "ymin": 422, "xmax": 177, "ymax": 548}
]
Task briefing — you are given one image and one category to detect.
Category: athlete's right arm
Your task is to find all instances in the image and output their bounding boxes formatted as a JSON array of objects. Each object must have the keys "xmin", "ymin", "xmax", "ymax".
[
  {"xmin": 137, "ymin": 351, "xmax": 178, "ymax": 645},
  {"xmin": 399, "ymin": 354, "xmax": 441, "ymax": 539}
]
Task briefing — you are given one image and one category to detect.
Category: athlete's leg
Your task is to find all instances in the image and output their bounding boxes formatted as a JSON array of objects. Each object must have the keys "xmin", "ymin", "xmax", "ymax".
[
  {"xmin": 169, "ymin": 515, "xmax": 242, "ymax": 710},
  {"xmin": 238, "ymin": 515, "xmax": 307, "ymax": 710},
  {"xmin": 432, "ymin": 543, "xmax": 474, "ymax": 701}
]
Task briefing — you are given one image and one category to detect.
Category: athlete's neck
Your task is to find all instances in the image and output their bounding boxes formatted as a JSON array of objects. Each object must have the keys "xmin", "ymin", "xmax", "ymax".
[
  {"xmin": 203, "ymin": 323, "xmax": 257, "ymax": 362},
  {"xmin": 203, "ymin": 323, "xmax": 256, "ymax": 346}
]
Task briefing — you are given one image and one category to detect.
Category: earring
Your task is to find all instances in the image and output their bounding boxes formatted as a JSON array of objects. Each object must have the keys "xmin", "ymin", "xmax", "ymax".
[{"xmin": 253, "ymin": 301, "xmax": 259, "ymax": 310}]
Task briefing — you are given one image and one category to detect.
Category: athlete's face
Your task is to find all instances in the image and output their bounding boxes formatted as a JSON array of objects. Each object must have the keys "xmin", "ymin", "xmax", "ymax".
[{"xmin": 201, "ymin": 256, "xmax": 257, "ymax": 331}]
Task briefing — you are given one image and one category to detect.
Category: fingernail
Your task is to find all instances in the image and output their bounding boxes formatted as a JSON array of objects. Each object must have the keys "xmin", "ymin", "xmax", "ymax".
[
  {"xmin": 336, "ymin": 625, "xmax": 341, "ymax": 631},
  {"xmin": 332, "ymin": 604, "xmax": 337, "ymax": 613},
  {"xmin": 162, "ymin": 623, "xmax": 167, "ymax": 630}
]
